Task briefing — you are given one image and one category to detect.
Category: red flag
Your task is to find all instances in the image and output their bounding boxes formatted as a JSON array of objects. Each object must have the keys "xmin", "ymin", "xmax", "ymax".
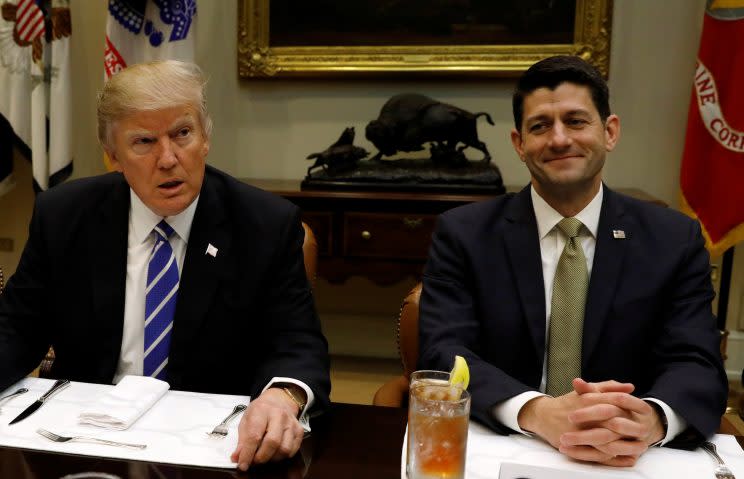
[{"xmin": 680, "ymin": 3, "xmax": 744, "ymax": 258}]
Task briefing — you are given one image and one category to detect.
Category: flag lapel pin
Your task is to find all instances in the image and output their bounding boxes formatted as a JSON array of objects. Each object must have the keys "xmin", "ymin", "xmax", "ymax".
[
  {"xmin": 205, "ymin": 243, "xmax": 218, "ymax": 257},
  {"xmin": 612, "ymin": 230, "xmax": 626, "ymax": 239}
]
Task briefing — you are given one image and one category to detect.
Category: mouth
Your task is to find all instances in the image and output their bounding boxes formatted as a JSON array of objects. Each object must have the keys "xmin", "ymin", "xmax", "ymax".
[
  {"xmin": 545, "ymin": 154, "xmax": 581, "ymax": 163},
  {"xmin": 158, "ymin": 180, "xmax": 184, "ymax": 192}
]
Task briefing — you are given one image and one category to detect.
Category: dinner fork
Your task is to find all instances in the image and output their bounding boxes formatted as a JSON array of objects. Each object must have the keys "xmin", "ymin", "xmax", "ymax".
[
  {"xmin": 207, "ymin": 404, "xmax": 247, "ymax": 437},
  {"xmin": 0, "ymin": 388, "xmax": 28, "ymax": 411},
  {"xmin": 37, "ymin": 428, "xmax": 147, "ymax": 449},
  {"xmin": 701, "ymin": 441, "xmax": 736, "ymax": 479}
]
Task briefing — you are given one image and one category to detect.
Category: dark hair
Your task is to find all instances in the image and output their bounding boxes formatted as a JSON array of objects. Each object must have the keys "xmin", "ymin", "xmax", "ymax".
[{"xmin": 512, "ymin": 55, "xmax": 610, "ymax": 131}]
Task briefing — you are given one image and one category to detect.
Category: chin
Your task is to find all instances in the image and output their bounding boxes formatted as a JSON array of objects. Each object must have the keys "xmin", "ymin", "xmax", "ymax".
[
  {"xmin": 149, "ymin": 201, "xmax": 186, "ymax": 217},
  {"xmin": 157, "ymin": 193, "xmax": 198, "ymax": 217}
]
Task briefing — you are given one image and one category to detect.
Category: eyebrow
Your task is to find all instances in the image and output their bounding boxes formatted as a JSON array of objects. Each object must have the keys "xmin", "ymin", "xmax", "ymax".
[
  {"xmin": 525, "ymin": 108, "xmax": 592, "ymax": 124},
  {"xmin": 168, "ymin": 115, "xmax": 196, "ymax": 132},
  {"xmin": 123, "ymin": 114, "xmax": 197, "ymax": 140}
]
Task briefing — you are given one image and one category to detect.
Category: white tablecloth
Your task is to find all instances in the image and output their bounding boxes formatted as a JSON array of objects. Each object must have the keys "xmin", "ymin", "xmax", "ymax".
[
  {"xmin": 0, "ymin": 377, "xmax": 250, "ymax": 469},
  {"xmin": 402, "ymin": 421, "xmax": 744, "ymax": 479}
]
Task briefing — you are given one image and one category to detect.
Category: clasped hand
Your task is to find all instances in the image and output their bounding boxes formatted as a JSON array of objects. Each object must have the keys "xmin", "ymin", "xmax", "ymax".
[
  {"xmin": 230, "ymin": 388, "xmax": 305, "ymax": 471},
  {"xmin": 518, "ymin": 378, "xmax": 665, "ymax": 467}
]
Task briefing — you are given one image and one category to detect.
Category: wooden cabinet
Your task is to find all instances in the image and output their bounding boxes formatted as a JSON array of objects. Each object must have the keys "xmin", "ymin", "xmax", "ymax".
[
  {"xmin": 343, "ymin": 212, "xmax": 438, "ymax": 260},
  {"xmin": 244, "ymin": 179, "xmax": 666, "ymax": 286}
]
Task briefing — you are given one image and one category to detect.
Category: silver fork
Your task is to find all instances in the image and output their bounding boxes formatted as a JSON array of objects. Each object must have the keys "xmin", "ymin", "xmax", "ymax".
[
  {"xmin": 0, "ymin": 388, "xmax": 28, "ymax": 412},
  {"xmin": 207, "ymin": 404, "xmax": 247, "ymax": 437},
  {"xmin": 37, "ymin": 428, "xmax": 147, "ymax": 449},
  {"xmin": 701, "ymin": 441, "xmax": 736, "ymax": 479}
]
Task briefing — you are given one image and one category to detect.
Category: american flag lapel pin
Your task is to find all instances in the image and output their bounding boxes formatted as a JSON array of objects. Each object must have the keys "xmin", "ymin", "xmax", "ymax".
[
  {"xmin": 612, "ymin": 230, "xmax": 626, "ymax": 239},
  {"xmin": 205, "ymin": 243, "xmax": 218, "ymax": 257}
]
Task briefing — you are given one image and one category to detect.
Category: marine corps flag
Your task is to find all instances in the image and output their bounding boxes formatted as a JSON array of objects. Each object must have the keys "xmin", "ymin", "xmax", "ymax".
[
  {"xmin": 680, "ymin": 0, "xmax": 744, "ymax": 257},
  {"xmin": 103, "ymin": 0, "xmax": 197, "ymax": 170}
]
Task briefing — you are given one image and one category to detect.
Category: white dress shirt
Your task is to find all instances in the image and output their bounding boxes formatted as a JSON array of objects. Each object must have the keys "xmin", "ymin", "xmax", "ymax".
[
  {"xmin": 492, "ymin": 184, "xmax": 685, "ymax": 445},
  {"xmin": 113, "ymin": 190, "xmax": 314, "ymax": 420}
]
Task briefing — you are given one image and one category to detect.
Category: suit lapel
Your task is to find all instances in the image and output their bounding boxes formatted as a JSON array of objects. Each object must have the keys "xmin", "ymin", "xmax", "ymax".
[
  {"xmin": 169, "ymin": 171, "xmax": 232, "ymax": 379},
  {"xmin": 582, "ymin": 187, "xmax": 629, "ymax": 365},
  {"xmin": 503, "ymin": 186, "xmax": 547, "ymax": 363},
  {"xmin": 89, "ymin": 175, "xmax": 130, "ymax": 370}
]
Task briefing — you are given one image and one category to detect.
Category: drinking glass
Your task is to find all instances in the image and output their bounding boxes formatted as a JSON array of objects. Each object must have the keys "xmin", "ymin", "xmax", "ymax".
[
  {"xmin": 409, "ymin": 370, "xmax": 450, "ymax": 388},
  {"xmin": 406, "ymin": 374, "xmax": 470, "ymax": 479}
]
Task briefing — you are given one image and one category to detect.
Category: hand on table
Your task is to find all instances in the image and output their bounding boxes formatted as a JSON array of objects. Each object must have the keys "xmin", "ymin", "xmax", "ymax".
[
  {"xmin": 231, "ymin": 387, "xmax": 305, "ymax": 471},
  {"xmin": 518, "ymin": 379, "xmax": 633, "ymax": 448},
  {"xmin": 518, "ymin": 378, "xmax": 664, "ymax": 467},
  {"xmin": 560, "ymin": 378, "xmax": 665, "ymax": 466}
]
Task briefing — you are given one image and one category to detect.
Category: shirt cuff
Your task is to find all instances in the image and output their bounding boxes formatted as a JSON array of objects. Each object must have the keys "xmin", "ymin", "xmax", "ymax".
[
  {"xmin": 492, "ymin": 391, "xmax": 547, "ymax": 435},
  {"xmin": 644, "ymin": 397, "xmax": 687, "ymax": 446},
  {"xmin": 262, "ymin": 377, "xmax": 315, "ymax": 432}
]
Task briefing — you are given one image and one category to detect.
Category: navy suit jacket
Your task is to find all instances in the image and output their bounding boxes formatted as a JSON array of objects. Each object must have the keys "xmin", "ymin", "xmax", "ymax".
[
  {"xmin": 419, "ymin": 184, "xmax": 726, "ymax": 443},
  {"xmin": 0, "ymin": 165, "xmax": 330, "ymax": 412}
]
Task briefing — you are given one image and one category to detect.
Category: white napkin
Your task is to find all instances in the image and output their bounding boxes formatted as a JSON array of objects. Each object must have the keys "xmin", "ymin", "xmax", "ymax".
[{"xmin": 78, "ymin": 376, "xmax": 169, "ymax": 430}]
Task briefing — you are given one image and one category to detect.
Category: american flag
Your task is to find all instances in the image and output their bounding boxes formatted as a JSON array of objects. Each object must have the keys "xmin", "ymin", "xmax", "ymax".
[{"xmin": 15, "ymin": 0, "xmax": 46, "ymax": 43}]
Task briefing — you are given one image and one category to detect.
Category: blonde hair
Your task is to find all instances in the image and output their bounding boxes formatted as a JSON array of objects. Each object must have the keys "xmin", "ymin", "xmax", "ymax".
[{"xmin": 97, "ymin": 60, "xmax": 213, "ymax": 149}]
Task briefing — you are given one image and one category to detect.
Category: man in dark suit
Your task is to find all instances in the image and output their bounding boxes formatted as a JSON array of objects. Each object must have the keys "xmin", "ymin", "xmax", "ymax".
[
  {"xmin": 0, "ymin": 61, "xmax": 330, "ymax": 470},
  {"xmin": 419, "ymin": 55, "xmax": 727, "ymax": 466}
]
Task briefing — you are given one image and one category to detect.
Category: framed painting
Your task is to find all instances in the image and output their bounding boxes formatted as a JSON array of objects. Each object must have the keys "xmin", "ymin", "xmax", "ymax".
[{"xmin": 238, "ymin": 0, "xmax": 613, "ymax": 78}]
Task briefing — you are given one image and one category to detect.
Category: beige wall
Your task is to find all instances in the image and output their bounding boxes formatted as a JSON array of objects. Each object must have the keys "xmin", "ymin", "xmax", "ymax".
[
  {"xmin": 2, "ymin": 0, "xmax": 743, "ymax": 369},
  {"xmin": 214, "ymin": 0, "xmax": 704, "ymax": 205},
  {"xmin": 0, "ymin": 153, "xmax": 33, "ymax": 278},
  {"xmin": 66, "ymin": 0, "xmax": 707, "ymax": 206}
]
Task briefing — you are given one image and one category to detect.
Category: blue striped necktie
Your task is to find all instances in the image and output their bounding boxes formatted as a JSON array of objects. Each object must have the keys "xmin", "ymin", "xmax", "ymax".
[{"xmin": 144, "ymin": 220, "xmax": 179, "ymax": 380}]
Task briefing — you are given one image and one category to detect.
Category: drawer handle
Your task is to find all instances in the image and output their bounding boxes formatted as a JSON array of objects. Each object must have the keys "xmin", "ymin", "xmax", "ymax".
[
  {"xmin": 402, "ymin": 218, "xmax": 423, "ymax": 229},
  {"xmin": 361, "ymin": 230, "xmax": 372, "ymax": 240}
]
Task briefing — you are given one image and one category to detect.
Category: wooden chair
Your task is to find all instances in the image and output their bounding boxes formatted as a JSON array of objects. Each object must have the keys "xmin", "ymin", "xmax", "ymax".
[
  {"xmin": 373, "ymin": 282, "xmax": 422, "ymax": 407},
  {"xmin": 39, "ymin": 221, "xmax": 319, "ymax": 378},
  {"xmin": 301, "ymin": 221, "xmax": 318, "ymax": 288}
]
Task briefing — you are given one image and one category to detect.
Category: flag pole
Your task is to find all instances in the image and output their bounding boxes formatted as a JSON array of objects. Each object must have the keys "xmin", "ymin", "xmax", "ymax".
[{"xmin": 717, "ymin": 247, "xmax": 735, "ymax": 331}]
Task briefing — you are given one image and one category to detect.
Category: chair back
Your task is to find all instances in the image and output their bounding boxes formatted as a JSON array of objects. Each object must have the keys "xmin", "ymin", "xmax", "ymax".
[
  {"xmin": 372, "ymin": 281, "xmax": 422, "ymax": 407},
  {"xmin": 398, "ymin": 282, "xmax": 422, "ymax": 378},
  {"xmin": 301, "ymin": 222, "xmax": 318, "ymax": 287},
  {"xmin": 0, "ymin": 265, "xmax": 4, "ymax": 294}
]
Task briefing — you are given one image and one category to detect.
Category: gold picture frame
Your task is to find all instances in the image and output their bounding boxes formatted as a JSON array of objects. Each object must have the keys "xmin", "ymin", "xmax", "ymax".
[{"xmin": 238, "ymin": 0, "xmax": 613, "ymax": 78}]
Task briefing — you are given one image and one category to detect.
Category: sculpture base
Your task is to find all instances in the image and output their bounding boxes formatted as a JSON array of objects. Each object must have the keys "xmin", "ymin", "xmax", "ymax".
[{"xmin": 302, "ymin": 158, "xmax": 505, "ymax": 194}]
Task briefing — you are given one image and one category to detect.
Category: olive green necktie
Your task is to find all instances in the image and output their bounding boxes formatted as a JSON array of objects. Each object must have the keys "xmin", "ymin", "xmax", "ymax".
[{"xmin": 546, "ymin": 217, "xmax": 588, "ymax": 396}]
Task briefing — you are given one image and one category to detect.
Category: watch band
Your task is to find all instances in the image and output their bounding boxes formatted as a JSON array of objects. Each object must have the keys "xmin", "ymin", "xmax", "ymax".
[{"xmin": 272, "ymin": 384, "xmax": 307, "ymax": 417}]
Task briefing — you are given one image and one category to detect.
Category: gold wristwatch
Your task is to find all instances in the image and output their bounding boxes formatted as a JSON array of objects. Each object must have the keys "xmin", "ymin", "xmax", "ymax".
[{"xmin": 272, "ymin": 383, "xmax": 307, "ymax": 417}]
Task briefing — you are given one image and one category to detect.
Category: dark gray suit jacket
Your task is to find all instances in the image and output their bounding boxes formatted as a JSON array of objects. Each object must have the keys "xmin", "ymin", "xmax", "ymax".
[
  {"xmin": 419, "ymin": 185, "xmax": 727, "ymax": 444},
  {"xmin": 0, "ymin": 165, "xmax": 330, "ymax": 412}
]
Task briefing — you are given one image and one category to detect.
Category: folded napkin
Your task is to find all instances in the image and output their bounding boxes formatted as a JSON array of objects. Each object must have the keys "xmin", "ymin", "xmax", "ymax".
[{"xmin": 78, "ymin": 375, "xmax": 169, "ymax": 430}]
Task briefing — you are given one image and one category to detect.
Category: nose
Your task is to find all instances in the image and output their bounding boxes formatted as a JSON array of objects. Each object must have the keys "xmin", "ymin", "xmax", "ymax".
[
  {"xmin": 548, "ymin": 122, "xmax": 572, "ymax": 149},
  {"xmin": 156, "ymin": 138, "xmax": 178, "ymax": 169}
]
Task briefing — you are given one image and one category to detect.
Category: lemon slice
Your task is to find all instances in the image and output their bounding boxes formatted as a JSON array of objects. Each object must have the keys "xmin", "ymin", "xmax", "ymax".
[{"xmin": 449, "ymin": 355, "xmax": 470, "ymax": 390}]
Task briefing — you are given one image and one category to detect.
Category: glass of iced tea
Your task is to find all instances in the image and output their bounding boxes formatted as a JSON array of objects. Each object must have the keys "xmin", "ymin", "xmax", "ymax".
[
  {"xmin": 407, "ymin": 376, "xmax": 470, "ymax": 479},
  {"xmin": 410, "ymin": 370, "xmax": 450, "ymax": 387}
]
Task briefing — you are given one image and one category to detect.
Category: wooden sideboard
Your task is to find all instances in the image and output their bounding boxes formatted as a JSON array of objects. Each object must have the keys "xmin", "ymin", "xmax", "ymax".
[{"xmin": 244, "ymin": 179, "xmax": 666, "ymax": 286}]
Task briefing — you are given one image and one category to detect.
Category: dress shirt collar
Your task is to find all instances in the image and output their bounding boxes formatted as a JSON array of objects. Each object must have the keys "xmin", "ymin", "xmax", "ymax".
[
  {"xmin": 129, "ymin": 190, "xmax": 200, "ymax": 244},
  {"xmin": 530, "ymin": 183, "xmax": 603, "ymax": 240}
]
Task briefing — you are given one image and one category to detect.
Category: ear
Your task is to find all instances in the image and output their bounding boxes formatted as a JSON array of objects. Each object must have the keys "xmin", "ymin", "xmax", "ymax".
[
  {"xmin": 105, "ymin": 149, "xmax": 122, "ymax": 172},
  {"xmin": 510, "ymin": 128, "xmax": 525, "ymax": 162},
  {"xmin": 604, "ymin": 114, "xmax": 620, "ymax": 152},
  {"xmin": 201, "ymin": 138, "xmax": 210, "ymax": 157}
]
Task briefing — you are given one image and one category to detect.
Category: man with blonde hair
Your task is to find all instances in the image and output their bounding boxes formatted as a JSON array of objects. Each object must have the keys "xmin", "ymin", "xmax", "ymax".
[{"xmin": 0, "ymin": 60, "xmax": 330, "ymax": 470}]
